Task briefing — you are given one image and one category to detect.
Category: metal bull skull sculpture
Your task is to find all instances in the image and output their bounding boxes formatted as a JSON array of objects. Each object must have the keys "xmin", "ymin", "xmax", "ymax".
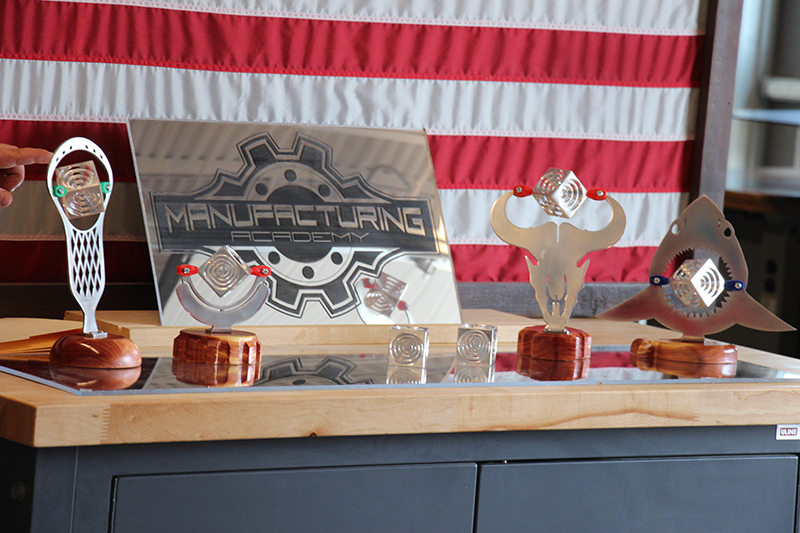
[{"xmin": 491, "ymin": 169, "xmax": 626, "ymax": 333}]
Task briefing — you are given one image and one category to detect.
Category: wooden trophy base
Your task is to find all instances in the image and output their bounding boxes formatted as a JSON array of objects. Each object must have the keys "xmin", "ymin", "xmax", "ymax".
[
  {"xmin": 173, "ymin": 329, "xmax": 261, "ymax": 365},
  {"xmin": 516, "ymin": 326, "xmax": 591, "ymax": 381},
  {"xmin": 172, "ymin": 358, "xmax": 261, "ymax": 387},
  {"xmin": 49, "ymin": 333, "xmax": 142, "ymax": 369},
  {"xmin": 630, "ymin": 338, "xmax": 738, "ymax": 379}
]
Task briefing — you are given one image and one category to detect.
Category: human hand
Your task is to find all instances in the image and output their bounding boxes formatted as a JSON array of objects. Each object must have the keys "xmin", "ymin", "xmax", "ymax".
[{"xmin": 0, "ymin": 143, "xmax": 54, "ymax": 207}]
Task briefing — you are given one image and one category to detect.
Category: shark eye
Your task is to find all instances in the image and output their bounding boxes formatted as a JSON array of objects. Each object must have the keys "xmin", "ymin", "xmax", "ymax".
[
  {"xmin": 670, "ymin": 223, "xmax": 680, "ymax": 235},
  {"xmin": 724, "ymin": 227, "xmax": 732, "ymax": 237}
]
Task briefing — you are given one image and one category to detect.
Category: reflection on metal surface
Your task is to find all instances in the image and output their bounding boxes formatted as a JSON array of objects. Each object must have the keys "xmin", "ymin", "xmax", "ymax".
[
  {"xmin": 131, "ymin": 120, "xmax": 461, "ymax": 327},
  {"xmin": 172, "ymin": 358, "xmax": 260, "ymax": 387},
  {"xmin": 255, "ymin": 356, "xmax": 371, "ymax": 386},
  {"xmin": 49, "ymin": 364, "xmax": 141, "ymax": 390},
  {"xmin": 491, "ymin": 170, "xmax": 626, "ymax": 333},
  {"xmin": 364, "ymin": 273, "xmax": 407, "ymax": 318},
  {"xmin": 1, "ymin": 349, "xmax": 800, "ymax": 395},
  {"xmin": 387, "ymin": 366, "xmax": 426, "ymax": 384}
]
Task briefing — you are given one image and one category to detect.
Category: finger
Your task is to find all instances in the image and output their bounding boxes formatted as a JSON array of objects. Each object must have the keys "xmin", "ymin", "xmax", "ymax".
[
  {"xmin": 0, "ymin": 188, "xmax": 12, "ymax": 207},
  {"xmin": 0, "ymin": 145, "xmax": 53, "ymax": 168},
  {"xmin": 0, "ymin": 166, "xmax": 25, "ymax": 193}
]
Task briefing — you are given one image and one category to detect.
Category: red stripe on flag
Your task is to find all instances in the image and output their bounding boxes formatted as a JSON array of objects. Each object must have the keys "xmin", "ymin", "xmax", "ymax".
[
  {"xmin": 429, "ymin": 136, "xmax": 694, "ymax": 193},
  {"xmin": 0, "ymin": 120, "xmax": 136, "ymax": 182},
  {"xmin": 0, "ymin": 241, "xmax": 153, "ymax": 283},
  {"xmin": 5, "ymin": 119, "xmax": 694, "ymax": 193},
  {"xmin": 450, "ymin": 244, "xmax": 655, "ymax": 282},
  {"xmin": 2, "ymin": 1, "xmax": 702, "ymax": 87}
]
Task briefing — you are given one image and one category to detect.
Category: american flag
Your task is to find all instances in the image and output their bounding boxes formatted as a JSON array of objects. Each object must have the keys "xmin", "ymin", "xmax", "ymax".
[{"xmin": 1, "ymin": 0, "xmax": 704, "ymax": 286}]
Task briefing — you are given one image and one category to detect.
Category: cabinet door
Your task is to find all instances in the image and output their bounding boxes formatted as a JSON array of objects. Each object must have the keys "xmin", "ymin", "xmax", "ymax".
[
  {"xmin": 111, "ymin": 462, "xmax": 477, "ymax": 533},
  {"xmin": 476, "ymin": 455, "xmax": 797, "ymax": 533}
]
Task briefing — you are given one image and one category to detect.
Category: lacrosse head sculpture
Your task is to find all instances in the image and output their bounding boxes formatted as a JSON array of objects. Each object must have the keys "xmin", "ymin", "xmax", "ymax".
[
  {"xmin": 491, "ymin": 168, "xmax": 625, "ymax": 379},
  {"xmin": 172, "ymin": 245, "xmax": 271, "ymax": 365},
  {"xmin": 46, "ymin": 138, "xmax": 141, "ymax": 369}
]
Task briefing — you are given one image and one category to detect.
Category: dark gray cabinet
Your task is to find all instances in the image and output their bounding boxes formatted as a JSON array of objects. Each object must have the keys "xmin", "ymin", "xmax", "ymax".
[
  {"xmin": 111, "ymin": 463, "xmax": 478, "ymax": 533},
  {"xmin": 4, "ymin": 426, "xmax": 800, "ymax": 533},
  {"xmin": 476, "ymin": 455, "xmax": 798, "ymax": 532}
]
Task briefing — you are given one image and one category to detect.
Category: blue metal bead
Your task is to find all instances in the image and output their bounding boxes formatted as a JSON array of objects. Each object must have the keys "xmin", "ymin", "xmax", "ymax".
[{"xmin": 725, "ymin": 280, "xmax": 745, "ymax": 291}]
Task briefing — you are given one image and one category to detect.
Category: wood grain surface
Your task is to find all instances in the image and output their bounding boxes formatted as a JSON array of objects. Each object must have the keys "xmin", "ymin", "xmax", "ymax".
[
  {"xmin": 49, "ymin": 333, "xmax": 142, "ymax": 369},
  {"xmin": 517, "ymin": 326, "xmax": 591, "ymax": 361},
  {"xmin": 3, "ymin": 314, "xmax": 800, "ymax": 448},
  {"xmin": 173, "ymin": 329, "xmax": 260, "ymax": 365}
]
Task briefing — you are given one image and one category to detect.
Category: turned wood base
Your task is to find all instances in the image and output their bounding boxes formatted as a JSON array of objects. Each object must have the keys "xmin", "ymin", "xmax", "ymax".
[
  {"xmin": 172, "ymin": 358, "xmax": 261, "ymax": 387},
  {"xmin": 516, "ymin": 326, "xmax": 591, "ymax": 381},
  {"xmin": 49, "ymin": 333, "xmax": 142, "ymax": 369},
  {"xmin": 630, "ymin": 338, "xmax": 738, "ymax": 379},
  {"xmin": 173, "ymin": 329, "xmax": 261, "ymax": 365}
]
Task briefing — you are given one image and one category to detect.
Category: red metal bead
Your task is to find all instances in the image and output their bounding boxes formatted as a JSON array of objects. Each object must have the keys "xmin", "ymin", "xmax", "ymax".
[
  {"xmin": 513, "ymin": 185, "xmax": 533, "ymax": 197},
  {"xmin": 177, "ymin": 264, "xmax": 198, "ymax": 276},
  {"xmin": 587, "ymin": 188, "xmax": 607, "ymax": 201},
  {"xmin": 250, "ymin": 266, "xmax": 271, "ymax": 277}
]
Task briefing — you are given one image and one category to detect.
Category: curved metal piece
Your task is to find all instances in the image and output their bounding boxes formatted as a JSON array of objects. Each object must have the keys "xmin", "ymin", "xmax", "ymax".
[
  {"xmin": 491, "ymin": 190, "xmax": 626, "ymax": 332},
  {"xmin": 176, "ymin": 277, "xmax": 270, "ymax": 333},
  {"xmin": 599, "ymin": 196, "xmax": 794, "ymax": 337},
  {"xmin": 45, "ymin": 138, "xmax": 114, "ymax": 335}
]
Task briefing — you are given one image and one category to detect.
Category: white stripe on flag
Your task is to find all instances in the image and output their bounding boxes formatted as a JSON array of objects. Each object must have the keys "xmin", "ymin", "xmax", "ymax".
[
  {"xmin": 2, "ymin": 60, "xmax": 697, "ymax": 141},
  {"xmin": 42, "ymin": 0, "xmax": 707, "ymax": 35},
  {"xmin": 439, "ymin": 189, "xmax": 688, "ymax": 248}
]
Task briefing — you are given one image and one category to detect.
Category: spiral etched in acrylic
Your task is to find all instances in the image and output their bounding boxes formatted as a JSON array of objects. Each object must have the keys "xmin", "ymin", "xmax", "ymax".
[
  {"xmin": 64, "ymin": 190, "xmax": 103, "ymax": 219},
  {"xmin": 558, "ymin": 178, "xmax": 586, "ymax": 214},
  {"xmin": 59, "ymin": 165, "xmax": 94, "ymax": 188},
  {"xmin": 200, "ymin": 246, "xmax": 250, "ymax": 298},
  {"xmin": 457, "ymin": 330, "xmax": 491, "ymax": 363},
  {"xmin": 389, "ymin": 332, "xmax": 426, "ymax": 365}
]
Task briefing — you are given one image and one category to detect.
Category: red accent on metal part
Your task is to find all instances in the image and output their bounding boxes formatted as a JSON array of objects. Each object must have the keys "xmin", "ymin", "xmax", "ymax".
[
  {"xmin": 362, "ymin": 279, "xmax": 376, "ymax": 290},
  {"xmin": 398, "ymin": 301, "xmax": 408, "ymax": 311},
  {"xmin": 177, "ymin": 264, "xmax": 198, "ymax": 276},
  {"xmin": 587, "ymin": 188, "xmax": 607, "ymax": 201},
  {"xmin": 250, "ymin": 266, "xmax": 271, "ymax": 277},
  {"xmin": 513, "ymin": 185, "xmax": 533, "ymax": 197}
]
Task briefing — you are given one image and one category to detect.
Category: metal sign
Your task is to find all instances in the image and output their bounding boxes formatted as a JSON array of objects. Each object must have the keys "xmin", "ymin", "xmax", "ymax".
[{"xmin": 130, "ymin": 120, "xmax": 461, "ymax": 326}]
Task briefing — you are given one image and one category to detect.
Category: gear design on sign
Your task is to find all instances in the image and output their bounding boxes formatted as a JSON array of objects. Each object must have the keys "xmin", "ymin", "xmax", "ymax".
[{"xmin": 155, "ymin": 132, "xmax": 435, "ymax": 318}]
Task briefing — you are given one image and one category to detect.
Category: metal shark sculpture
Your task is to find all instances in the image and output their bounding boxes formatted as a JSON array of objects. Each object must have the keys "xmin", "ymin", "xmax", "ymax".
[
  {"xmin": 491, "ymin": 177, "xmax": 626, "ymax": 333},
  {"xmin": 599, "ymin": 195, "xmax": 793, "ymax": 339}
]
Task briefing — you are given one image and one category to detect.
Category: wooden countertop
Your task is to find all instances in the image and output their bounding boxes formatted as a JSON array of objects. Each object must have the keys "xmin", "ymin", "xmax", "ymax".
[{"xmin": 2, "ymin": 313, "xmax": 800, "ymax": 448}]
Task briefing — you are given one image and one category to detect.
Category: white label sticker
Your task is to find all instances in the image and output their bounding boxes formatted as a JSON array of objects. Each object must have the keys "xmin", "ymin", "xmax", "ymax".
[{"xmin": 776, "ymin": 425, "xmax": 800, "ymax": 440}]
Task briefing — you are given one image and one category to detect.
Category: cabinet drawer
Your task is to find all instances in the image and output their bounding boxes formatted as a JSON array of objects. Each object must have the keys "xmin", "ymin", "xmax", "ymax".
[
  {"xmin": 476, "ymin": 455, "xmax": 797, "ymax": 532},
  {"xmin": 112, "ymin": 462, "xmax": 477, "ymax": 533}
]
